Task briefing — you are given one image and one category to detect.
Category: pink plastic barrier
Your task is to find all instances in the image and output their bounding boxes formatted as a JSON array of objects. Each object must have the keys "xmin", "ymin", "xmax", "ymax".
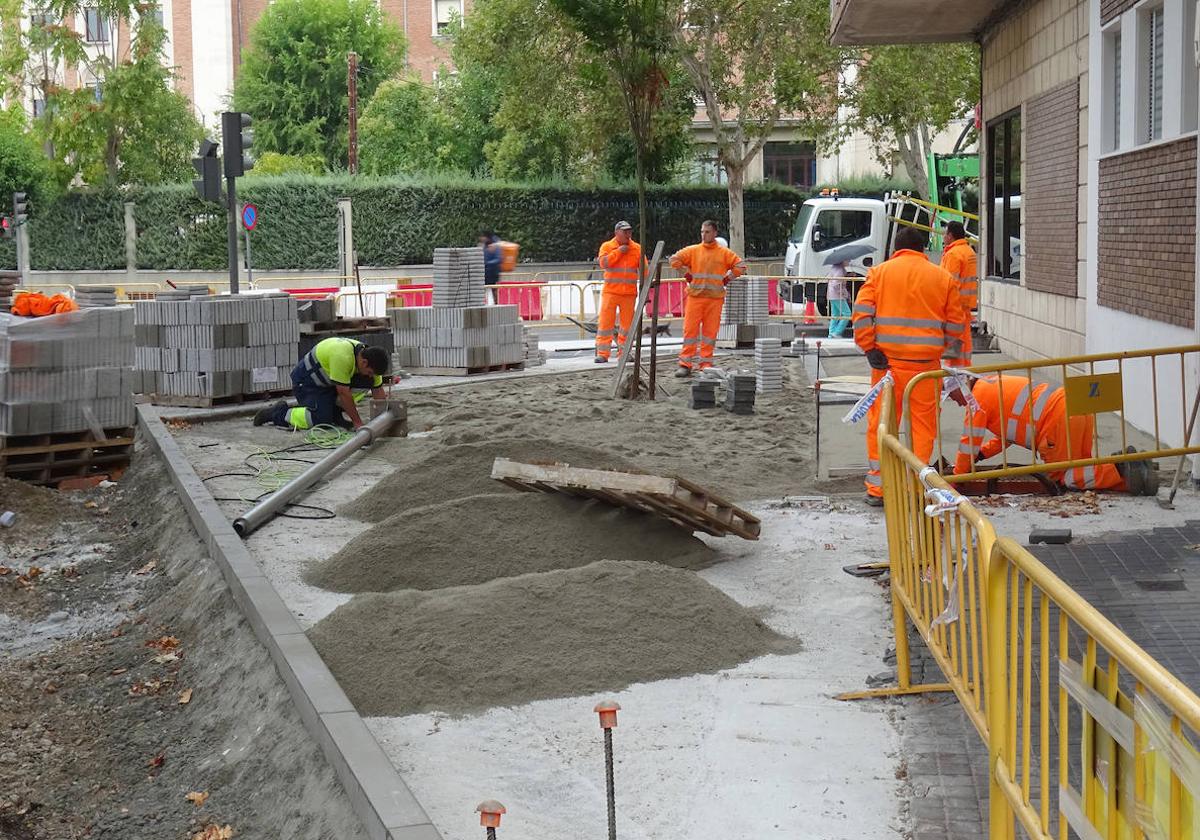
[{"xmin": 495, "ymin": 279, "xmax": 545, "ymax": 320}]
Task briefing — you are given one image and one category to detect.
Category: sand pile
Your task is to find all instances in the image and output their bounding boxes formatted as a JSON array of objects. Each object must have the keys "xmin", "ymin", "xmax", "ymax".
[
  {"xmin": 341, "ymin": 439, "xmax": 637, "ymax": 522},
  {"xmin": 306, "ymin": 492, "xmax": 715, "ymax": 593},
  {"xmin": 309, "ymin": 559, "xmax": 797, "ymax": 716}
]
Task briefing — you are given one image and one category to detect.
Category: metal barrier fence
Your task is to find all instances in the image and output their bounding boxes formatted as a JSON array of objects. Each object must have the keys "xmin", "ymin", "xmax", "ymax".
[
  {"xmin": 856, "ymin": 377, "xmax": 1200, "ymax": 839},
  {"xmin": 902, "ymin": 345, "xmax": 1200, "ymax": 486}
]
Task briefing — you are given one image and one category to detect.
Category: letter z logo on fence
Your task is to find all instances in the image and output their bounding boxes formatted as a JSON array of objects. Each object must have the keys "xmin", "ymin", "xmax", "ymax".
[{"xmin": 1065, "ymin": 372, "xmax": 1124, "ymax": 416}]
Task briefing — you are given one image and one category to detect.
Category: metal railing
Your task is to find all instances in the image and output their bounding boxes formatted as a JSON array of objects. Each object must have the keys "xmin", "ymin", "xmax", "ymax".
[
  {"xmin": 902, "ymin": 345, "xmax": 1200, "ymax": 486},
  {"xmin": 849, "ymin": 376, "xmax": 1200, "ymax": 839}
]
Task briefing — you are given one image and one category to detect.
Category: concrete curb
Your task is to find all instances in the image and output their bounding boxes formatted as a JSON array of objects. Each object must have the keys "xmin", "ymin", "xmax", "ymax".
[{"xmin": 136, "ymin": 405, "xmax": 442, "ymax": 840}]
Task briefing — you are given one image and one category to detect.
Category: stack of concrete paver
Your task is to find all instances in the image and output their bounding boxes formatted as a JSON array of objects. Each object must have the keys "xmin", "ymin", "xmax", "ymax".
[
  {"xmin": 74, "ymin": 286, "xmax": 118, "ymax": 309},
  {"xmin": 432, "ymin": 248, "xmax": 487, "ymax": 307},
  {"xmin": 133, "ymin": 293, "xmax": 299, "ymax": 402},
  {"xmin": 0, "ymin": 307, "xmax": 135, "ymax": 435},
  {"xmin": 391, "ymin": 247, "xmax": 524, "ymax": 373},
  {"xmin": 522, "ymin": 327, "xmax": 547, "ymax": 367},
  {"xmin": 0, "ymin": 271, "xmax": 16, "ymax": 312},
  {"xmin": 723, "ymin": 372, "xmax": 756, "ymax": 415},
  {"xmin": 754, "ymin": 337, "xmax": 783, "ymax": 394},
  {"xmin": 688, "ymin": 379, "xmax": 718, "ymax": 410},
  {"xmin": 718, "ymin": 278, "xmax": 793, "ymax": 346}
]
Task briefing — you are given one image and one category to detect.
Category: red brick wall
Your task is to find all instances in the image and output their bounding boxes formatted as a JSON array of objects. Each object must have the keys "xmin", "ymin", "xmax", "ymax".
[
  {"xmin": 1097, "ymin": 136, "xmax": 1198, "ymax": 328},
  {"xmin": 171, "ymin": 0, "xmax": 193, "ymax": 105},
  {"xmin": 1024, "ymin": 80, "xmax": 1079, "ymax": 297},
  {"xmin": 1101, "ymin": 0, "xmax": 1136, "ymax": 24}
]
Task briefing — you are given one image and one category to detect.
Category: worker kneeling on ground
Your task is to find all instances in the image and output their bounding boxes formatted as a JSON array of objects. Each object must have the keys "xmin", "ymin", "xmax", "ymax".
[
  {"xmin": 595, "ymin": 220, "xmax": 644, "ymax": 364},
  {"xmin": 670, "ymin": 219, "xmax": 746, "ymax": 377},
  {"xmin": 254, "ymin": 337, "xmax": 389, "ymax": 431},
  {"xmin": 853, "ymin": 227, "xmax": 967, "ymax": 506},
  {"xmin": 945, "ymin": 372, "xmax": 1159, "ymax": 495}
]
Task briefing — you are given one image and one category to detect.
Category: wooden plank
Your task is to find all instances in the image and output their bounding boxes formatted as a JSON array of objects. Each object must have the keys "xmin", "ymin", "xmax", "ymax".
[
  {"xmin": 611, "ymin": 240, "xmax": 665, "ymax": 399},
  {"xmin": 492, "ymin": 458, "xmax": 677, "ymax": 495}
]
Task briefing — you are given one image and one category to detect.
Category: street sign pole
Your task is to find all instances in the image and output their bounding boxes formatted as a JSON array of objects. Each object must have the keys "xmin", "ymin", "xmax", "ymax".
[
  {"xmin": 226, "ymin": 176, "xmax": 239, "ymax": 294},
  {"xmin": 244, "ymin": 220, "xmax": 253, "ymax": 287},
  {"xmin": 240, "ymin": 203, "xmax": 258, "ymax": 288}
]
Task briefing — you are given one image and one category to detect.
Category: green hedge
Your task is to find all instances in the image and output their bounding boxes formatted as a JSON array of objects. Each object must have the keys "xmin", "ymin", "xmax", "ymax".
[{"xmin": 21, "ymin": 176, "xmax": 803, "ymax": 271}]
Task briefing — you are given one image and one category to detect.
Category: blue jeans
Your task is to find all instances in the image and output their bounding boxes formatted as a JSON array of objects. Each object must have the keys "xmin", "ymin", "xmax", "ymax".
[{"xmin": 828, "ymin": 298, "xmax": 851, "ymax": 338}]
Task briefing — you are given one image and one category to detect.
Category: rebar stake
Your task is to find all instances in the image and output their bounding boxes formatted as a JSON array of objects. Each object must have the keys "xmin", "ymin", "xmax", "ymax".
[
  {"xmin": 475, "ymin": 799, "xmax": 505, "ymax": 840},
  {"xmin": 594, "ymin": 700, "xmax": 621, "ymax": 840}
]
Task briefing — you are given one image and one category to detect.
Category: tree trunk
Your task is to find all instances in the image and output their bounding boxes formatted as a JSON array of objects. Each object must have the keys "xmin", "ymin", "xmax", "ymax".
[
  {"xmin": 895, "ymin": 126, "xmax": 930, "ymax": 200},
  {"xmin": 726, "ymin": 161, "xmax": 746, "ymax": 256},
  {"xmin": 635, "ymin": 142, "xmax": 648, "ymax": 265}
]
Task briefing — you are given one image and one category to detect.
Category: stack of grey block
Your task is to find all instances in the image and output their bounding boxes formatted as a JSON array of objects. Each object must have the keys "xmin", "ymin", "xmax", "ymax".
[
  {"xmin": 724, "ymin": 372, "xmax": 756, "ymax": 415},
  {"xmin": 391, "ymin": 248, "xmax": 524, "ymax": 371},
  {"xmin": 522, "ymin": 327, "xmax": 547, "ymax": 367},
  {"xmin": 0, "ymin": 307, "xmax": 136, "ymax": 436},
  {"xmin": 432, "ymin": 248, "xmax": 487, "ymax": 307},
  {"xmin": 391, "ymin": 306, "xmax": 524, "ymax": 369},
  {"xmin": 754, "ymin": 337, "xmax": 783, "ymax": 394},
  {"xmin": 688, "ymin": 379, "xmax": 718, "ymax": 409},
  {"xmin": 133, "ymin": 293, "xmax": 299, "ymax": 399},
  {"xmin": 74, "ymin": 285, "xmax": 118, "ymax": 309},
  {"xmin": 721, "ymin": 278, "xmax": 768, "ymax": 326},
  {"xmin": 0, "ymin": 271, "xmax": 16, "ymax": 312}
]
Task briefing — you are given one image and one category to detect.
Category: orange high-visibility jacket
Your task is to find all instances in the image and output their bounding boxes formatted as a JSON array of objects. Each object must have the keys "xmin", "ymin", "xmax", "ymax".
[
  {"xmin": 597, "ymin": 238, "xmax": 644, "ymax": 296},
  {"xmin": 941, "ymin": 238, "xmax": 978, "ymax": 313},
  {"xmin": 12, "ymin": 292, "xmax": 78, "ymax": 317},
  {"xmin": 670, "ymin": 242, "xmax": 747, "ymax": 299},
  {"xmin": 954, "ymin": 374, "xmax": 1060, "ymax": 474},
  {"xmin": 852, "ymin": 249, "xmax": 967, "ymax": 362}
]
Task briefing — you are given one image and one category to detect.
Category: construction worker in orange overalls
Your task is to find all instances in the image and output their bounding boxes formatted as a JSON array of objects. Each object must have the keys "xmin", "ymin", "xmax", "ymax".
[
  {"xmin": 670, "ymin": 219, "xmax": 746, "ymax": 377},
  {"xmin": 852, "ymin": 227, "xmax": 967, "ymax": 506},
  {"xmin": 595, "ymin": 220, "xmax": 644, "ymax": 363},
  {"xmin": 939, "ymin": 221, "xmax": 978, "ymax": 368},
  {"xmin": 944, "ymin": 372, "xmax": 1159, "ymax": 494}
]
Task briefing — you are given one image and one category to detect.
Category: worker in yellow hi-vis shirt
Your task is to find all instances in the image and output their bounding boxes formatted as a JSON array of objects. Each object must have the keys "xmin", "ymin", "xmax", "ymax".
[{"xmin": 253, "ymin": 337, "xmax": 389, "ymax": 430}]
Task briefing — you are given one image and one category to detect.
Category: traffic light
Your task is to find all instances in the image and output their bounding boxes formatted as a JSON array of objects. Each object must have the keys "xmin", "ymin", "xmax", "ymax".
[
  {"xmin": 192, "ymin": 138, "xmax": 221, "ymax": 203},
  {"xmin": 11, "ymin": 192, "xmax": 27, "ymax": 227},
  {"xmin": 221, "ymin": 112, "xmax": 254, "ymax": 178},
  {"xmin": 1, "ymin": 216, "xmax": 10, "ymax": 239}
]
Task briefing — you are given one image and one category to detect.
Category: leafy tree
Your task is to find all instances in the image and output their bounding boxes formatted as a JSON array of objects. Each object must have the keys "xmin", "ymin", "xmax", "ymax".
[
  {"xmin": 252, "ymin": 151, "xmax": 326, "ymax": 175},
  {"xmin": 234, "ymin": 0, "xmax": 406, "ymax": 168},
  {"xmin": 675, "ymin": 0, "xmax": 844, "ymax": 253},
  {"xmin": 358, "ymin": 78, "xmax": 469, "ymax": 175},
  {"xmin": 848, "ymin": 44, "xmax": 979, "ymax": 200},
  {"xmin": 0, "ymin": 108, "xmax": 54, "ymax": 202},
  {"xmin": 22, "ymin": 7, "xmax": 203, "ymax": 186}
]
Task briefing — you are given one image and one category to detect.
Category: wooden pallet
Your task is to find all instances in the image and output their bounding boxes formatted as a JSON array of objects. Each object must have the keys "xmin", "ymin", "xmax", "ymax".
[
  {"xmin": 148, "ymin": 388, "xmax": 292, "ymax": 409},
  {"xmin": 491, "ymin": 458, "xmax": 761, "ymax": 540},
  {"xmin": 408, "ymin": 361, "xmax": 526, "ymax": 377},
  {"xmin": 0, "ymin": 426, "xmax": 135, "ymax": 486},
  {"xmin": 299, "ymin": 318, "xmax": 390, "ymax": 335}
]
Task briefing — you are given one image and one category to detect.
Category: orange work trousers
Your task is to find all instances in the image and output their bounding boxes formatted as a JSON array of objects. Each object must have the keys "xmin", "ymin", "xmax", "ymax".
[
  {"xmin": 1037, "ymin": 400, "xmax": 1125, "ymax": 491},
  {"xmin": 679, "ymin": 295, "xmax": 723, "ymax": 369},
  {"xmin": 596, "ymin": 292, "xmax": 637, "ymax": 360},
  {"xmin": 865, "ymin": 359, "xmax": 941, "ymax": 497}
]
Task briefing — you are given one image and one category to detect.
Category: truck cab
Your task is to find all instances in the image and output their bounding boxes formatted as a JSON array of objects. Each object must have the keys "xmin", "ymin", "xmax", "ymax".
[{"xmin": 784, "ymin": 195, "xmax": 888, "ymax": 281}]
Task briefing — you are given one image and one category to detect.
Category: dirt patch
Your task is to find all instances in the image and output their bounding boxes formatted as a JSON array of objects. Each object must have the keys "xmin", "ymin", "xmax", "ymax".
[
  {"xmin": 308, "ymin": 492, "xmax": 716, "ymax": 593},
  {"xmin": 0, "ymin": 478, "xmax": 93, "ymax": 556},
  {"xmin": 309, "ymin": 559, "xmax": 797, "ymax": 716},
  {"xmin": 340, "ymin": 438, "xmax": 637, "ymax": 523},
  {"xmin": 0, "ymin": 452, "xmax": 368, "ymax": 840}
]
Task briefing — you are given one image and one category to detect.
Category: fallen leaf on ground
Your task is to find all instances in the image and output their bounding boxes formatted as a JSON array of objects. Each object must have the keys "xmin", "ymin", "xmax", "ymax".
[
  {"xmin": 26, "ymin": 566, "xmax": 43, "ymax": 578},
  {"xmin": 133, "ymin": 560, "xmax": 157, "ymax": 576},
  {"xmin": 191, "ymin": 824, "xmax": 233, "ymax": 840},
  {"xmin": 147, "ymin": 752, "xmax": 165, "ymax": 769},
  {"xmin": 185, "ymin": 791, "xmax": 209, "ymax": 807},
  {"xmin": 152, "ymin": 653, "xmax": 179, "ymax": 665},
  {"xmin": 0, "ymin": 566, "xmax": 10, "ymax": 576},
  {"xmin": 110, "ymin": 668, "xmax": 127, "ymax": 675},
  {"xmin": 178, "ymin": 688, "xmax": 193, "ymax": 705},
  {"xmin": 43, "ymin": 682, "xmax": 57, "ymax": 694},
  {"xmin": 61, "ymin": 566, "xmax": 80, "ymax": 579},
  {"xmin": 84, "ymin": 501, "xmax": 98, "ymax": 509},
  {"xmin": 145, "ymin": 636, "xmax": 180, "ymax": 652},
  {"xmin": 129, "ymin": 680, "xmax": 164, "ymax": 696}
]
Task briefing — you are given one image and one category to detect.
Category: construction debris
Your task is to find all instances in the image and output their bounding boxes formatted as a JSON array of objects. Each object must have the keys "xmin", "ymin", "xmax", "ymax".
[{"xmin": 491, "ymin": 457, "xmax": 762, "ymax": 539}]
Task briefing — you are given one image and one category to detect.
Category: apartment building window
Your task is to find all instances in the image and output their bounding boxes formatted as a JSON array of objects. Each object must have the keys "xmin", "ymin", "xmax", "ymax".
[
  {"xmin": 84, "ymin": 7, "xmax": 109, "ymax": 42},
  {"xmin": 29, "ymin": 8, "xmax": 55, "ymax": 27},
  {"xmin": 32, "ymin": 98, "xmax": 46, "ymax": 117},
  {"xmin": 433, "ymin": 0, "xmax": 463, "ymax": 35},
  {"xmin": 986, "ymin": 110, "xmax": 1022, "ymax": 280},
  {"xmin": 1144, "ymin": 5, "xmax": 1164, "ymax": 142},
  {"xmin": 762, "ymin": 142, "xmax": 816, "ymax": 190}
]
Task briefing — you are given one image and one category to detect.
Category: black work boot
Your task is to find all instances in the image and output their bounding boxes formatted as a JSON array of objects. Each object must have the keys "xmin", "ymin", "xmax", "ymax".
[{"xmin": 253, "ymin": 400, "xmax": 286, "ymax": 427}]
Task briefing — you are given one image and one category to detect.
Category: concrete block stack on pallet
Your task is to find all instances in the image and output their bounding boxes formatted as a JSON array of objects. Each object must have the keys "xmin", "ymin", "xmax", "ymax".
[
  {"xmin": 754, "ymin": 337, "xmax": 783, "ymax": 394},
  {"xmin": 133, "ymin": 292, "xmax": 299, "ymax": 403},
  {"xmin": 522, "ymin": 326, "xmax": 547, "ymax": 367},
  {"xmin": 74, "ymin": 286, "xmax": 119, "ymax": 309},
  {"xmin": 0, "ymin": 307, "xmax": 136, "ymax": 434},
  {"xmin": 719, "ymin": 278, "xmax": 794, "ymax": 347},
  {"xmin": 391, "ymin": 247, "xmax": 525, "ymax": 374}
]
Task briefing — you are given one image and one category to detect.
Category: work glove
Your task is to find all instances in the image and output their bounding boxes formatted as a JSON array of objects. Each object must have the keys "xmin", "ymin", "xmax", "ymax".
[{"xmin": 866, "ymin": 348, "xmax": 889, "ymax": 370}]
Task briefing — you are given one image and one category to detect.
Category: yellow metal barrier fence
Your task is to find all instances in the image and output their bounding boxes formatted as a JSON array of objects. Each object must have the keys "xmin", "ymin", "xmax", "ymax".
[
  {"xmin": 987, "ymin": 536, "xmax": 1200, "ymax": 839},
  {"xmin": 902, "ymin": 345, "xmax": 1200, "ymax": 486},
  {"xmin": 855, "ymin": 377, "xmax": 1200, "ymax": 839}
]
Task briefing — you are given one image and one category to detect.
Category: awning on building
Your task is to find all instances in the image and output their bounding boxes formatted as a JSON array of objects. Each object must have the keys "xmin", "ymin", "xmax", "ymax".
[{"xmin": 829, "ymin": 0, "xmax": 1000, "ymax": 44}]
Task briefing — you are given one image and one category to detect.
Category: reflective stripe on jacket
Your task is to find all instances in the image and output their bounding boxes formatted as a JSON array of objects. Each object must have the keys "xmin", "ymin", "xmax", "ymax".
[
  {"xmin": 953, "ymin": 375, "xmax": 1060, "ymax": 473},
  {"xmin": 670, "ymin": 242, "xmax": 747, "ymax": 299},
  {"xmin": 851, "ymin": 249, "xmax": 967, "ymax": 362},
  {"xmin": 598, "ymin": 238, "xmax": 644, "ymax": 296}
]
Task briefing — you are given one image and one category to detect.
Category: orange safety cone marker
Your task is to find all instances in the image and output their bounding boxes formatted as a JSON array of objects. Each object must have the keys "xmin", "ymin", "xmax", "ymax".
[
  {"xmin": 594, "ymin": 700, "xmax": 621, "ymax": 840},
  {"xmin": 475, "ymin": 800, "xmax": 506, "ymax": 840},
  {"xmin": 803, "ymin": 298, "xmax": 818, "ymax": 325}
]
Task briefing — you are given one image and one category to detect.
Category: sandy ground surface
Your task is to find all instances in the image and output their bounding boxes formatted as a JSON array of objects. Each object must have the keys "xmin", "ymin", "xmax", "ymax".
[{"xmin": 0, "ymin": 452, "xmax": 368, "ymax": 840}]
